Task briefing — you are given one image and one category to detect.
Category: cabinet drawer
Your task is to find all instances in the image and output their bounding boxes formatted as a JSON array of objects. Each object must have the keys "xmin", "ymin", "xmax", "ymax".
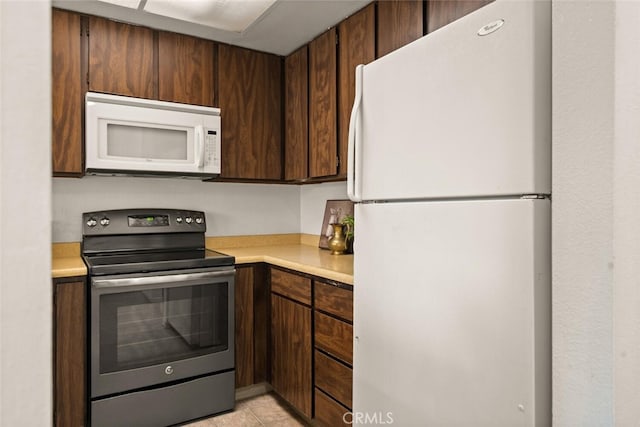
[
  {"xmin": 315, "ymin": 350, "xmax": 352, "ymax": 408},
  {"xmin": 314, "ymin": 388, "xmax": 350, "ymax": 427},
  {"xmin": 314, "ymin": 312, "xmax": 353, "ymax": 364},
  {"xmin": 314, "ymin": 281, "xmax": 353, "ymax": 322},
  {"xmin": 271, "ymin": 268, "xmax": 311, "ymax": 305}
]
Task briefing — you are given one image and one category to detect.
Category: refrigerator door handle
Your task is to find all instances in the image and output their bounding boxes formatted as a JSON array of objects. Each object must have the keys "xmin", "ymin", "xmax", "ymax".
[{"xmin": 348, "ymin": 64, "xmax": 364, "ymax": 202}]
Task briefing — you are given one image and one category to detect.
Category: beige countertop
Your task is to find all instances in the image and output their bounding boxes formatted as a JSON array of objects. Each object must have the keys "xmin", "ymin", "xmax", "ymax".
[
  {"xmin": 211, "ymin": 244, "xmax": 353, "ymax": 285},
  {"xmin": 52, "ymin": 242, "xmax": 87, "ymax": 279},
  {"xmin": 52, "ymin": 234, "xmax": 353, "ymax": 285}
]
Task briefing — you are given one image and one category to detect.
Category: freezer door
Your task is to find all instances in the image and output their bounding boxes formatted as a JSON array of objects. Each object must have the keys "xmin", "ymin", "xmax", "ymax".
[
  {"xmin": 352, "ymin": 199, "xmax": 550, "ymax": 426},
  {"xmin": 351, "ymin": 0, "xmax": 550, "ymax": 201}
]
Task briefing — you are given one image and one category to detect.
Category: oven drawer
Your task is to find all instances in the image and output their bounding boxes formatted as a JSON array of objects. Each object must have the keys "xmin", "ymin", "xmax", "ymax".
[
  {"xmin": 314, "ymin": 312, "xmax": 353, "ymax": 365},
  {"xmin": 270, "ymin": 268, "xmax": 311, "ymax": 305},
  {"xmin": 92, "ymin": 370, "xmax": 235, "ymax": 427}
]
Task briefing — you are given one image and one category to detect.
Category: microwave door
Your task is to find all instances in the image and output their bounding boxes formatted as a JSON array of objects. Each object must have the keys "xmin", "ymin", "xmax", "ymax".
[
  {"xmin": 97, "ymin": 119, "xmax": 197, "ymax": 171},
  {"xmin": 85, "ymin": 97, "xmax": 219, "ymax": 177}
]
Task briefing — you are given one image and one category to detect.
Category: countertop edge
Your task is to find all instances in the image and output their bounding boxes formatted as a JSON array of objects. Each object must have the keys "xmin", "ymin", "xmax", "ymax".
[
  {"xmin": 233, "ymin": 254, "xmax": 353, "ymax": 285},
  {"xmin": 52, "ymin": 256, "xmax": 88, "ymax": 279}
]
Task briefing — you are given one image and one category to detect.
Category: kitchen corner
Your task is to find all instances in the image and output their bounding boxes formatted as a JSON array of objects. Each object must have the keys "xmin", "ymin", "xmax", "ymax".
[
  {"xmin": 52, "ymin": 231, "xmax": 353, "ymax": 425},
  {"xmin": 52, "ymin": 234, "xmax": 353, "ymax": 284},
  {"xmin": 208, "ymin": 234, "xmax": 353, "ymax": 285}
]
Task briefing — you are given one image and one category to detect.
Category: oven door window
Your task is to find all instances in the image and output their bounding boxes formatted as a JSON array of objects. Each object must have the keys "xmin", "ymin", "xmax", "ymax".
[{"xmin": 99, "ymin": 283, "xmax": 228, "ymax": 374}]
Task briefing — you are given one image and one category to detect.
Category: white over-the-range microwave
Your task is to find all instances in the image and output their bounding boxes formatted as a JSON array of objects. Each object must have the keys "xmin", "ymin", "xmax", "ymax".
[{"xmin": 85, "ymin": 92, "xmax": 221, "ymax": 179}]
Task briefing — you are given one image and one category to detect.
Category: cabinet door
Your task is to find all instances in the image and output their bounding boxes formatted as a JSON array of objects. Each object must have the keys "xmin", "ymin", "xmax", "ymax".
[
  {"xmin": 52, "ymin": 9, "xmax": 83, "ymax": 176},
  {"xmin": 271, "ymin": 293, "xmax": 312, "ymax": 417},
  {"xmin": 309, "ymin": 28, "xmax": 337, "ymax": 178},
  {"xmin": 427, "ymin": 0, "xmax": 494, "ymax": 33},
  {"xmin": 284, "ymin": 46, "xmax": 309, "ymax": 181},
  {"xmin": 377, "ymin": 0, "xmax": 424, "ymax": 58},
  {"xmin": 158, "ymin": 32, "xmax": 215, "ymax": 106},
  {"xmin": 54, "ymin": 279, "xmax": 86, "ymax": 427},
  {"xmin": 235, "ymin": 266, "xmax": 254, "ymax": 388},
  {"xmin": 88, "ymin": 16, "xmax": 156, "ymax": 99},
  {"xmin": 218, "ymin": 45, "xmax": 282, "ymax": 180},
  {"xmin": 338, "ymin": 4, "xmax": 375, "ymax": 176}
]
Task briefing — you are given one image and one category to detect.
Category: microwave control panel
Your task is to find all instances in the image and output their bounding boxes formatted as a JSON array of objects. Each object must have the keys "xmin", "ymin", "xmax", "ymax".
[{"xmin": 205, "ymin": 130, "xmax": 219, "ymax": 169}]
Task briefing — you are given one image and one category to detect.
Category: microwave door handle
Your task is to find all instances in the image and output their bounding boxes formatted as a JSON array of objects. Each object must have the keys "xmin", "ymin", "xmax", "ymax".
[
  {"xmin": 195, "ymin": 125, "xmax": 204, "ymax": 168},
  {"xmin": 347, "ymin": 64, "xmax": 364, "ymax": 202}
]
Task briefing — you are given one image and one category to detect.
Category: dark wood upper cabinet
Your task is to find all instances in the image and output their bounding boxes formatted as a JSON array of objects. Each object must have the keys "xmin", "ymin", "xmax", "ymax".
[
  {"xmin": 158, "ymin": 32, "xmax": 215, "ymax": 106},
  {"xmin": 309, "ymin": 28, "xmax": 338, "ymax": 178},
  {"xmin": 338, "ymin": 4, "xmax": 375, "ymax": 177},
  {"xmin": 218, "ymin": 44, "xmax": 282, "ymax": 180},
  {"xmin": 284, "ymin": 46, "xmax": 309, "ymax": 181},
  {"xmin": 377, "ymin": 0, "xmax": 424, "ymax": 58},
  {"xmin": 427, "ymin": 0, "xmax": 494, "ymax": 33},
  {"xmin": 52, "ymin": 9, "xmax": 83, "ymax": 176},
  {"xmin": 88, "ymin": 16, "xmax": 156, "ymax": 99}
]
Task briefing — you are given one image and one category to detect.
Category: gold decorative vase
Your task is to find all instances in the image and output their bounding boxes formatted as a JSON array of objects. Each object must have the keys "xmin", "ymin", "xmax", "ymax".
[{"xmin": 328, "ymin": 223, "xmax": 347, "ymax": 255}]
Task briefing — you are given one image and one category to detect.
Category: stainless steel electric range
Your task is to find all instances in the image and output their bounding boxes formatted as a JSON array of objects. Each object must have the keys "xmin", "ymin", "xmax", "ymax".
[{"xmin": 82, "ymin": 209, "xmax": 235, "ymax": 427}]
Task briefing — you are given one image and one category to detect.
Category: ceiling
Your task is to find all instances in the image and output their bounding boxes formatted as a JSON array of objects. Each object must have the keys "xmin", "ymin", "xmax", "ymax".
[{"xmin": 52, "ymin": 0, "xmax": 372, "ymax": 56}]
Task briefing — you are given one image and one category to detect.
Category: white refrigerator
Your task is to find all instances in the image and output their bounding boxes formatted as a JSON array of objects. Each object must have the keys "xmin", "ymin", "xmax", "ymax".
[{"xmin": 347, "ymin": 1, "xmax": 551, "ymax": 426}]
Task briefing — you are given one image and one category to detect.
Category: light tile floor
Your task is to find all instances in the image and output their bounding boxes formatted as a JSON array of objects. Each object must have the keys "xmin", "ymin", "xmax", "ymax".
[{"xmin": 183, "ymin": 393, "xmax": 310, "ymax": 427}]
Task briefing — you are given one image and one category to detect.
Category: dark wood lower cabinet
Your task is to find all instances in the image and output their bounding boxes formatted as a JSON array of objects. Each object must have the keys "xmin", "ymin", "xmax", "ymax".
[
  {"xmin": 313, "ymin": 280, "xmax": 354, "ymax": 424},
  {"xmin": 315, "ymin": 350, "xmax": 353, "ymax": 408},
  {"xmin": 270, "ymin": 293, "xmax": 312, "ymax": 418},
  {"xmin": 315, "ymin": 389, "xmax": 350, "ymax": 427},
  {"xmin": 314, "ymin": 311, "xmax": 353, "ymax": 365},
  {"xmin": 235, "ymin": 266, "xmax": 255, "ymax": 388},
  {"xmin": 235, "ymin": 264, "xmax": 269, "ymax": 388},
  {"xmin": 53, "ymin": 277, "xmax": 86, "ymax": 427}
]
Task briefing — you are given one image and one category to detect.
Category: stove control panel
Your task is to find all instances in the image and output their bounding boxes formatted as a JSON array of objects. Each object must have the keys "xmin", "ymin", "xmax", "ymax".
[{"xmin": 82, "ymin": 209, "xmax": 207, "ymax": 235}]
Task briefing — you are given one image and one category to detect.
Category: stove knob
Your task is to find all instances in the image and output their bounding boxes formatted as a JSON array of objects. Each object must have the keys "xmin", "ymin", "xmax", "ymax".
[
  {"xmin": 185, "ymin": 217, "xmax": 193, "ymax": 224},
  {"xmin": 86, "ymin": 218, "xmax": 97, "ymax": 227},
  {"xmin": 176, "ymin": 217, "xmax": 183, "ymax": 224},
  {"xmin": 100, "ymin": 217, "xmax": 110, "ymax": 226},
  {"xmin": 195, "ymin": 217, "xmax": 203, "ymax": 224}
]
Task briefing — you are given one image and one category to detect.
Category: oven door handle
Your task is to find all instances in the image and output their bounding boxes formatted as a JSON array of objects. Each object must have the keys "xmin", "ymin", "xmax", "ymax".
[{"xmin": 92, "ymin": 270, "xmax": 234, "ymax": 289}]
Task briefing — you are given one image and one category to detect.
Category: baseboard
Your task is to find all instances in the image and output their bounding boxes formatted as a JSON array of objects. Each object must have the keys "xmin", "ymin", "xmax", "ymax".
[{"xmin": 235, "ymin": 382, "xmax": 273, "ymax": 401}]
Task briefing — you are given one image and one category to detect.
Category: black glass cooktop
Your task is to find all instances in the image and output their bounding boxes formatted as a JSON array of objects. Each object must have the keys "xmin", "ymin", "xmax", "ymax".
[{"xmin": 83, "ymin": 249, "xmax": 235, "ymax": 276}]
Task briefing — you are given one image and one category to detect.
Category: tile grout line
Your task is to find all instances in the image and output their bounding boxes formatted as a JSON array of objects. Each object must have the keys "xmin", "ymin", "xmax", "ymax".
[{"xmin": 246, "ymin": 407, "xmax": 267, "ymax": 427}]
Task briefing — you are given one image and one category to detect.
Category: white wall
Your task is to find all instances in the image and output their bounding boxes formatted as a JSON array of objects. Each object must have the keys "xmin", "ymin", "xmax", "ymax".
[
  {"xmin": 52, "ymin": 178, "xmax": 347, "ymax": 242},
  {"xmin": 53, "ymin": 177, "xmax": 301, "ymax": 242},
  {"xmin": 0, "ymin": 1, "xmax": 53, "ymax": 425},
  {"xmin": 552, "ymin": 1, "xmax": 614, "ymax": 423},
  {"xmin": 553, "ymin": 0, "xmax": 640, "ymax": 424},
  {"xmin": 613, "ymin": 2, "xmax": 640, "ymax": 423},
  {"xmin": 299, "ymin": 181, "xmax": 348, "ymax": 235}
]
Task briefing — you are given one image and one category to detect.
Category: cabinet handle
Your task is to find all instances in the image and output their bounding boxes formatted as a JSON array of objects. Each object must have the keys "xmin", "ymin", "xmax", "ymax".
[{"xmin": 348, "ymin": 64, "xmax": 364, "ymax": 202}]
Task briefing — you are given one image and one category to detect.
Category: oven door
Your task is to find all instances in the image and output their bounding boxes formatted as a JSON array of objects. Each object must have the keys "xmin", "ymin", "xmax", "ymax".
[{"xmin": 90, "ymin": 267, "xmax": 234, "ymax": 398}]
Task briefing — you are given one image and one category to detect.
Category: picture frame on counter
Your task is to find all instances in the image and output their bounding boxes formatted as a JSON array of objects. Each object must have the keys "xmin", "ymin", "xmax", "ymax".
[{"xmin": 318, "ymin": 199, "xmax": 354, "ymax": 250}]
